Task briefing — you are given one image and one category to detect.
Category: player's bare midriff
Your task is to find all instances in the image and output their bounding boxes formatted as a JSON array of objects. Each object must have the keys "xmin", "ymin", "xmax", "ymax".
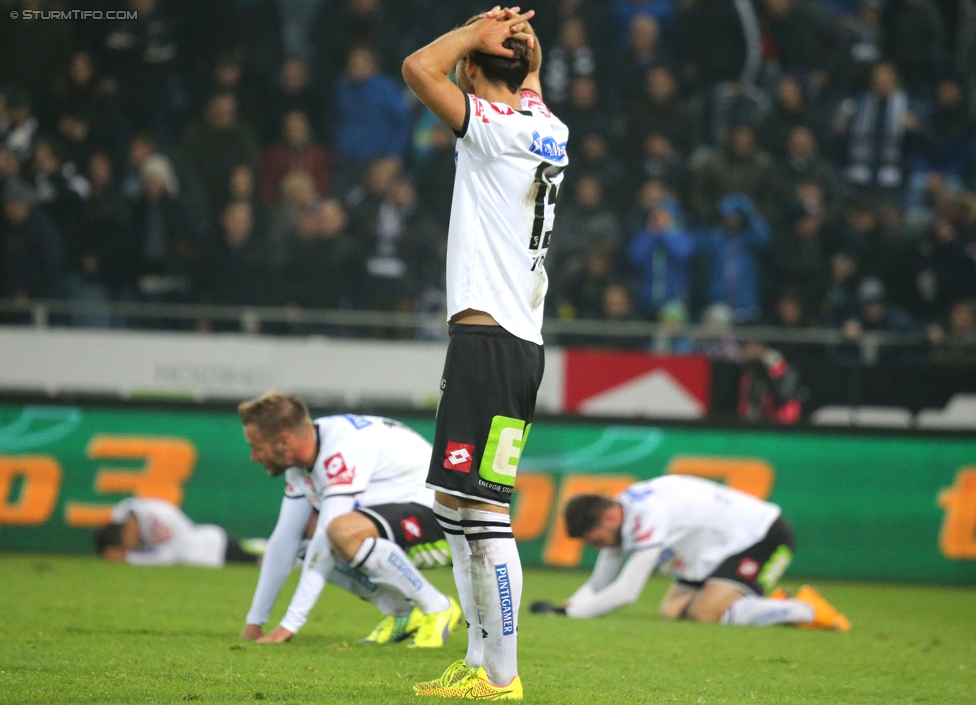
[{"xmin": 450, "ymin": 308, "xmax": 500, "ymax": 326}]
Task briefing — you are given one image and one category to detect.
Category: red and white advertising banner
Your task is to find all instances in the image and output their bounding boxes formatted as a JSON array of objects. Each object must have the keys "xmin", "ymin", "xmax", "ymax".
[{"xmin": 562, "ymin": 350, "xmax": 711, "ymax": 419}]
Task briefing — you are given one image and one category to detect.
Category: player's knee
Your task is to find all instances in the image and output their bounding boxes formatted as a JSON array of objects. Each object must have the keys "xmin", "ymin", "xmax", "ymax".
[
  {"xmin": 685, "ymin": 602, "xmax": 724, "ymax": 623},
  {"xmin": 325, "ymin": 515, "xmax": 362, "ymax": 561}
]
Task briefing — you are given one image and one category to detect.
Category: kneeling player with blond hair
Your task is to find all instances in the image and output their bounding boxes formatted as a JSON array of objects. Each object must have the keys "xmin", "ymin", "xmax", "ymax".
[
  {"xmin": 238, "ymin": 391, "xmax": 461, "ymax": 647},
  {"xmin": 532, "ymin": 475, "xmax": 850, "ymax": 632}
]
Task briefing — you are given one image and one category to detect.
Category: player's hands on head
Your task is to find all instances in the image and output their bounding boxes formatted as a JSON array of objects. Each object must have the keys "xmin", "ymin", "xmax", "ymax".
[
  {"xmin": 240, "ymin": 623, "xmax": 263, "ymax": 640},
  {"xmin": 256, "ymin": 625, "xmax": 295, "ymax": 643},
  {"xmin": 529, "ymin": 600, "xmax": 567, "ymax": 616},
  {"xmin": 471, "ymin": 6, "xmax": 536, "ymax": 56}
]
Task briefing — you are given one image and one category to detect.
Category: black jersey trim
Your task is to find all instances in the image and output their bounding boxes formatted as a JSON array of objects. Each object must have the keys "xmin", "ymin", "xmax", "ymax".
[{"xmin": 455, "ymin": 91, "xmax": 471, "ymax": 138}]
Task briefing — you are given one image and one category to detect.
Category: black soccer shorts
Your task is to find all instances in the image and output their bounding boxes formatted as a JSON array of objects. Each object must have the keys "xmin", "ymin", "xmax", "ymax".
[
  {"xmin": 676, "ymin": 516, "xmax": 796, "ymax": 596},
  {"xmin": 426, "ymin": 324, "xmax": 545, "ymax": 507},
  {"xmin": 355, "ymin": 502, "xmax": 451, "ymax": 568}
]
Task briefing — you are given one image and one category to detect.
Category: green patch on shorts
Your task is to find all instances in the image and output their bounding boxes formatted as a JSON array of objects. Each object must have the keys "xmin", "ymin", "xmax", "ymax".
[
  {"xmin": 759, "ymin": 544, "xmax": 794, "ymax": 593},
  {"xmin": 479, "ymin": 416, "xmax": 531, "ymax": 488}
]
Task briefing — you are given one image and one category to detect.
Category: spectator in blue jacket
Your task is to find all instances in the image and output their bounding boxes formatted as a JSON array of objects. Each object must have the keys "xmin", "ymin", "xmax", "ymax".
[
  {"xmin": 333, "ymin": 45, "xmax": 411, "ymax": 190},
  {"xmin": 697, "ymin": 193, "xmax": 771, "ymax": 323},
  {"xmin": 627, "ymin": 195, "xmax": 694, "ymax": 319}
]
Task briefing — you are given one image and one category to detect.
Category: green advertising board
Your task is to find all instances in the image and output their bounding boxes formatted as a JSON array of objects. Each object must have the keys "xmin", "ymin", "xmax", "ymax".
[{"xmin": 1, "ymin": 403, "xmax": 974, "ymax": 584}]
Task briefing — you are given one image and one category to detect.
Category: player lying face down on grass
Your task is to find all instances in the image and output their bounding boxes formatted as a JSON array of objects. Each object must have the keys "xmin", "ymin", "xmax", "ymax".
[
  {"xmin": 95, "ymin": 497, "xmax": 265, "ymax": 568},
  {"xmin": 238, "ymin": 391, "xmax": 461, "ymax": 647},
  {"xmin": 531, "ymin": 475, "xmax": 850, "ymax": 631}
]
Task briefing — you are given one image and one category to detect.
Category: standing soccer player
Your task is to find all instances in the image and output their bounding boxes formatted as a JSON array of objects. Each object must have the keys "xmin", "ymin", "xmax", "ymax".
[{"xmin": 402, "ymin": 6, "xmax": 567, "ymax": 700}]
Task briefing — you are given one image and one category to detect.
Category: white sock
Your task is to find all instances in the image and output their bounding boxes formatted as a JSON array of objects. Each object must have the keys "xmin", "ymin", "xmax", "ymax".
[
  {"xmin": 434, "ymin": 500, "xmax": 483, "ymax": 669},
  {"xmin": 328, "ymin": 559, "xmax": 412, "ymax": 617},
  {"xmin": 460, "ymin": 507, "xmax": 520, "ymax": 686},
  {"xmin": 351, "ymin": 537, "xmax": 450, "ymax": 614},
  {"xmin": 720, "ymin": 596, "xmax": 815, "ymax": 627}
]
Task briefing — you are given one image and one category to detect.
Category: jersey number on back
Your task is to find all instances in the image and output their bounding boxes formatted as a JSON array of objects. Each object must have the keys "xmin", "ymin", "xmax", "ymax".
[{"xmin": 529, "ymin": 163, "xmax": 565, "ymax": 271}]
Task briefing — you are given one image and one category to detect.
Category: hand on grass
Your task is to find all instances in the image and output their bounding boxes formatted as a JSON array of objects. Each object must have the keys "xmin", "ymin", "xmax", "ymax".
[
  {"xmin": 240, "ymin": 624, "xmax": 263, "ymax": 640},
  {"xmin": 530, "ymin": 600, "xmax": 567, "ymax": 615},
  {"xmin": 256, "ymin": 625, "xmax": 294, "ymax": 643}
]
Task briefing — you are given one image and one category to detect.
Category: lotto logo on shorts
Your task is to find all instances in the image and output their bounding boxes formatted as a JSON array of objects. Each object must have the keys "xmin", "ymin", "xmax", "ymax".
[
  {"xmin": 737, "ymin": 558, "xmax": 760, "ymax": 579},
  {"xmin": 444, "ymin": 442, "xmax": 474, "ymax": 472},
  {"xmin": 400, "ymin": 516, "xmax": 422, "ymax": 541}
]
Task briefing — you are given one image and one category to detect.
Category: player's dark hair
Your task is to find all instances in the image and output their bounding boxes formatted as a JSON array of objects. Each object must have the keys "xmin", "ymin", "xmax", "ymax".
[
  {"xmin": 460, "ymin": 14, "xmax": 531, "ymax": 94},
  {"xmin": 94, "ymin": 522, "xmax": 124, "ymax": 555},
  {"xmin": 238, "ymin": 390, "xmax": 312, "ymax": 438},
  {"xmin": 564, "ymin": 495, "xmax": 615, "ymax": 539}
]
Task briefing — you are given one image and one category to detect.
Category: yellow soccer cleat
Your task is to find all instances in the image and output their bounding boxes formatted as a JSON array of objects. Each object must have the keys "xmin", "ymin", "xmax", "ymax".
[
  {"xmin": 413, "ymin": 659, "xmax": 476, "ymax": 694},
  {"xmin": 363, "ymin": 608, "xmax": 423, "ymax": 644},
  {"xmin": 416, "ymin": 666, "xmax": 522, "ymax": 700},
  {"xmin": 795, "ymin": 585, "xmax": 851, "ymax": 632},
  {"xmin": 407, "ymin": 597, "xmax": 463, "ymax": 648}
]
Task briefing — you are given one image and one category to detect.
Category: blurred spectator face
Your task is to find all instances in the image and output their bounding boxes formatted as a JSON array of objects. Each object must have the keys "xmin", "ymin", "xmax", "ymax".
[
  {"xmin": 646, "ymin": 66, "xmax": 675, "ymax": 103},
  {"xmin": 574, "ymin": 176, "xmax": 602, "ymax": 209},
  {"xmin": 793, "ymin": 211, "xmax": 820, "ymax": 239},
  {"xmin": 629, "ymin": 16, "xmax": 660, "ymax": 56},
  {"xmin": 4, "ymin": 200, "xmax": 30, "ymax": 225},
  {"xmin": 635, "ymin": 179, "xmax": 666, "ymax": 212},
  {"xmin": 786, "ymin": 126, "xmax": 815, "ymax": 160},
  {"xmin": 366, "ymin": 157, "xmax": 400, "ymax": 195},
  {"xmin": 129, "ymin": 134, "xmax": 157, "ymax": 168},
  {"xmin": 319, "ymin": 198, "xmax": 348, "ymax": 238},
  {"xmin": 143, "ymin": 173, "xmax": 168, "ymax": 200},
  {"xmin": 430, "ymin": 123, "xmax": 454, "ymax": 150},
  {"xmin": 281, "ymin": 171, "xmax": 316, "ymax": 208},
  {"xmin": 58, "ymin": 114, "xmax": 90, "ymax": 144},
  {"xmin": 130, "ymin": 0, "xmax": 156, "ymax": 14},
  {"xmin": 740, "ymin": 340, "xmax": 767, "ymax": 362},
  {"xmin": 936, "ymin": 79, "xmax": 962, "ymax": 109},
  {"xmin": 776, "ymin": 294, "xmax": 805, "ymax": 326},
  {"xmin": 764, "ymin": 0, "xmax": 792, "ymax": 18},
  {"xmin": 644, "ymin": 133, "xmax": 673, "ymax": 159},
  {"xmin": 777, "ymin": 76, "xmax": 803, "ymax": 112},
  {"xmin": 69, "ymin": 52, "xmax": 94, "ymax": 87},
  {"xmin": 648, "ymin": 202, "xmax": 674, "ymax": 231},
  {"xmin": 581, "ymin": 132, "xmax": 608, "ymax": 162},
  {"xmin": 570, "ymin": 77, "xmax": 598, "ymax": 109},
  {"xmin": 213, "ymin": 57, "xmax": 243, "ymax": 89},
  {"xmin": 283, "ymin": 111, "xmax": 311, "ymax": 147},
  {"xmin": 346, "ymin": 47, "xmax": 377, "ymax": 82},
  {"xmin": 32, "ymin": 141, "xmax": 59, "ymax": 174},
  {"xmin": 388, "ymin": 178, "xmax": 416, "ymax": 210},
  {"xmin": 602, "ymin": 283, "xmax": 633, "ymax": 320},
  {"xmin": 559, "ymin": 17, "xmax": 587, "ymax": 51},
  {"xmin": 584, "ymin": 246, "xmax": 612, "ymax": 277},
  {"xmin": 728, "ymin": 126, "xmax": 756, "ymax": 158},
  {"xmin": 795, "ymin": 182, "xmax": 824, "ymax": 211},
  {"xmin": 206, "ymin": 94, "xmax": 238, "ymax": 131},
  {"xmin": 871, "ymin": 63, "xmax": 898, "ymax": 97},
  {"xmin": 222, "ymin": 202, "xmax": 254, "ymax": 247},
  {"xmin": 281, "ymin": 58, "xmax": 309, "ymax": 94},
  {"xmin": 0, "ymin": 148, "xmax": 18, "ymax": 180},
  {"xmin": 230, "ymin": 164, "xmax": 255, "ymax": 200},
  {"xmin": 949, "ymin": 301, "xmax": 976, "ymax": 336},
  {"xmin": 846, "ymin": 203, "xmax": 878, "ymax": 233},
  {"xmin": 832, "ymin": 253, "xmax": 856, "ymax": 282},
  {"xmin": 88, "ymin": 152, "xmax": 113, "ymax": 190}
]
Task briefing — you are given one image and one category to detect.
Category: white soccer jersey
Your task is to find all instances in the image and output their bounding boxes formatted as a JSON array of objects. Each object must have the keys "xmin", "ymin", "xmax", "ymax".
[
  {"xmin": 617, "ymin": 475, "xmax": 781, "ymax": 582},
  {"xmin": 283, "ymin": 414, "xmax": 434, "ymax": 509},
  {"xmin": 111, "ymin": 498, "xmax": 227, "ymax": 568},
  {"xmin": 446, "ymin": 89, "xmax": 569, "ymax": 344}
]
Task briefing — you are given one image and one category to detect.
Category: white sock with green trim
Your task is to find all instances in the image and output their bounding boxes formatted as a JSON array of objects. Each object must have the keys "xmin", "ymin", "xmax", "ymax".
[
  {"xmin": 460, "ymin": 507, "xmax": 520, "ymax": 686},
  {"xmin": 351, "ymin": 537, "xmax": 450, "ymax": 614},
  {"xmin": 720, "ymin": 596, "xmax": 815, "ymax": 626},
  {"xmin": 434, "ymin": 500, "xmax": 483, "ymax": 668}
]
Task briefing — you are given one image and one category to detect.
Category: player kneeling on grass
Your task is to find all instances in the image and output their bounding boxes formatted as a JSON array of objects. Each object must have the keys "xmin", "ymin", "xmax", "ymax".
[
  {"xmin": 532, "ymin": 475, "xmax": 850, "ymax": 632},
  {"xmin": 238, "ymin": 391, "xmax": 462, "ymax": 647},
  {"xmin": 95, "ymin": 497, "xmax": 267, "ymax": 567}
]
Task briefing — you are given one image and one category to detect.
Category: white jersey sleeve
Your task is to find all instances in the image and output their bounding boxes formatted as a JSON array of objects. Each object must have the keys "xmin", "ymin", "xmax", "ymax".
[
  {"xmin": 245, "ymin": 495, "xmax": 313, "ymax": 627},
  {"xmin": 114, "ymin": 498, "xmax": 227, "ymax": 568}
]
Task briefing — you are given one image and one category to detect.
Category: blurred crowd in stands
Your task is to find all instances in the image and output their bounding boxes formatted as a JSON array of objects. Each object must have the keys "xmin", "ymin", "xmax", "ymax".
[{"xmin": 1, "ymin": 0, "xmax": 976, "ymax": 356}]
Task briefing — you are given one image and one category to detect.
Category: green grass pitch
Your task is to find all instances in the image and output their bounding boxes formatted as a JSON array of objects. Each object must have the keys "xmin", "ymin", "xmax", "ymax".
[{"xmin": 2, "ymin": 555, "xmax": 973, "ymax": 704}]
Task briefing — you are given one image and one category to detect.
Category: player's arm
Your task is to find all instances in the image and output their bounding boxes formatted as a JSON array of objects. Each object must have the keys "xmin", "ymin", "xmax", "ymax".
[
  {"xmin": 123, "ymin": 544, "xmax": 178, "ymax": 566},
  {"xmin": 259, "ymin": 493, "xmax": 357, "ymax": 642},
  {"xmin": 564, "ymin": 546, "xmax": 662, "ymax": 619},
  {"xmin": 241, "ymin": 495, "xmax": 313, "ymax": 639},
  {"xmin": 402, "ymin": 8, "xmax": 535, "ymax": 132}
]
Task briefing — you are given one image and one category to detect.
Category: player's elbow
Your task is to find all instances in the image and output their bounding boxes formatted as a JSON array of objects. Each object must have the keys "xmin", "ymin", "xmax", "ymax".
[{"xmin": 401, "ymin": 54, "xmax": 425, "ymax": 91}]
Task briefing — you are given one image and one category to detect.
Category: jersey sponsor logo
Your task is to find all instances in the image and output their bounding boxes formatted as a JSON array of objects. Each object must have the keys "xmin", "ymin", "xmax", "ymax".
[
  {"xmin": 529, "ymin": 130, "xmax": 567, "ymax": 161},
  {"xmin": 472, "ymin": 95, "xmax": 489, "ymax": 123},
  {"xmin": 737, "ymin": 557, "xmax": 760, "ymax": 579},
  {"xmin": 495, "ymin": 564, "xmax": 515, "ymax": 636},
  {"xmin": 400, "ymin": 516, "xmax": 423, "ymax": 541},
  {"xmin": 333, "ymin": 560, "xmax": 378, "ymax": 593},
  {"xmin": 342, "ymin": 414, "xmax": 372, "ymax": 429},
  {"xmin": 324, "ymin": 453, "xmax": 355, "ymax": 486},
  {"xmin": 521, "ymin": 89, "xmax": 551, "ymax": 116},
  {"xmin": 489, "ymin": 102, "xmax": 514, "ymax": 116},
  {"xmin": 632, "ymin": 516, "xmax": 654, "ymax": 543},
  {"xmin": 444, "ymin": 441, "xmax": 474, "ymax": 472}
]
